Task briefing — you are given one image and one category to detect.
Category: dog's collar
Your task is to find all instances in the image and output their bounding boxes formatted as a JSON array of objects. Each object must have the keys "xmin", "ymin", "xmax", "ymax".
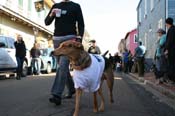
[{"xmin": 71, "ymin": 52, "xmax": 91, "ymax": 70}]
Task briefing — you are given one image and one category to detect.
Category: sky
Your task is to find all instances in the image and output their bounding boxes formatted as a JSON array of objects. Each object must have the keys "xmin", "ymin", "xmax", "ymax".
[{"xmin": 55, "ymin": 0, "xmax": 140, "ymax": 54}]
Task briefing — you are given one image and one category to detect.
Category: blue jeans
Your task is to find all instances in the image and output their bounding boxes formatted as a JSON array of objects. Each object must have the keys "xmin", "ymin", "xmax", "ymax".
[
  {"xmin": 51, "ymin": 35, "xmax": 76, "ymax": 97},
  {"xmin": 31, "ymin": 58, "xmax": 41, "ymax": 74},
  {"xmin": 16, "ymin": 57, "xmax": 25, "ymax": 76}
]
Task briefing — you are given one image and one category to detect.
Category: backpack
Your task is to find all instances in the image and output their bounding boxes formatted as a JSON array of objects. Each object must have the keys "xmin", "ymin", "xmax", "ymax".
[{"xmin": 135, "ymin": 46, "xmax": 143, "ymax": 57}]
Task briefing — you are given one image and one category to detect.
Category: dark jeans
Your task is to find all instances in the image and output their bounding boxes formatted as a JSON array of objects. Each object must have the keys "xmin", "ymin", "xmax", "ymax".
[
  {"xmin": 137, "ymin": 57, "xmax": 144, "ymax": 77},
  {"xmin": 123, "ymin": 62, "xmax": 129, "ymax": 73},
  {"xmin": 16, "ymin": 57, "xmax": 25, "ymax": 76},
  {"xmin": 155, "ymin": 55, "xmax": 168, "ymax": 79},
  {"xmin": 51, "ymin": 56, "xmax": 74, "ymax": 97},
  {"xmin": 167, "ymin": 50, "xmax": 175, "ymax": 81},
  {"xmin": 51, "ymin": 35, "xmax": 76, "ymax": 98},
  {"xmin": 31, "ymin": 58, "xmax": 41, "ymax": 74}
]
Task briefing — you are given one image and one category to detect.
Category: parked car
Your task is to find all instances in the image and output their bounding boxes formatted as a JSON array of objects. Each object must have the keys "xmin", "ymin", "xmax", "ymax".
[
  {"xmin": 40, "ymin": 48, "xmax": 57, "ymax": 73},
  {"xmin": 0, "ymin": 35, "xmax": 31, "ymax": 77}
]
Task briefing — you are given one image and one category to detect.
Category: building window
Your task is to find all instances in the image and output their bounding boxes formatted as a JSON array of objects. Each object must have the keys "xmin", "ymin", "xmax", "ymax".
[
  {"xmin": 18, "ymin": 0, "xmax": 23, "ymax": 7},
  {"xmin": 139, "ymin": 8, "xmax": 142, "ymax": 23},
  {"xmin": 144, "ymin": 33, "xmax": 148, "ymax": 48},
  {"xmin": 134, "ymin": 34, "xmax": 137, "ymax": 43},
  {"xmin": 158, "ymin": 18, "xmax": 163, "ymax": 29},
  {"xmin": 150, "ymin": 0, "xmax": 154, "ymax": 11},
  {"xmin": 28, "ymin": 0, "xmax": 32, "ymax": 11},
  {"xmin": 144, "ymin": 0, "xmax": 147, "ymax": 17}
]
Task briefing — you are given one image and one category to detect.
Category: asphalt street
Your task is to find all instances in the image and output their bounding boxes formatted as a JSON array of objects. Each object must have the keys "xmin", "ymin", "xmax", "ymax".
[{"xmin": 0, "ymin": 72, "xmax": 175, "ymax": 116}]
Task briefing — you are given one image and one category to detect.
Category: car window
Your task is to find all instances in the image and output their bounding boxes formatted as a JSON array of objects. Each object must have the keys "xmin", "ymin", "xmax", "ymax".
[
  {"xmin": 7, "ymin": 37, "xmax": 15, "ymax": 49},
  {"xmin": 0, "ymin": 36, "xmax": 8, "ymax": 48}
]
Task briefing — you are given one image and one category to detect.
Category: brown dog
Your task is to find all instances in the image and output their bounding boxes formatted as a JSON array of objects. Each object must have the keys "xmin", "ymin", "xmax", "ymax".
[{"xmin": 53, "ymin": 40, "xmax": 114, "ymax": 116}]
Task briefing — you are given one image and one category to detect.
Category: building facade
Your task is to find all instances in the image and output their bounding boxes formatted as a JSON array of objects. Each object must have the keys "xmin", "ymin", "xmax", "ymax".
[
  {"xmin": 118, "ymin": 29, "xmax": 138, "ymax": 56},
  {"xmin": 137, "ymin": 0, "xmax": 175, "ymax": 58},
  {"xmin": 125, "ymin": 29, "xmax": 138, "ymax": 55},
  {"xmin": 0, "ymin": 0, "xmax": 54, "ymax": 50}
]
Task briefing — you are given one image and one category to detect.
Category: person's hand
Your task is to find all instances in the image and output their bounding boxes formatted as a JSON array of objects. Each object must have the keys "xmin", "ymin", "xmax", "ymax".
[
  {"xmin": 49, "ymin": 9, "xmax": 57, "ymax": 17},
  {"xmin": 164, "ymin": 50, "xmax": 168, "ymax": 55},
  {"xmin": 164, "ymin": 50, "xmax": 168, "ymax": 58}
]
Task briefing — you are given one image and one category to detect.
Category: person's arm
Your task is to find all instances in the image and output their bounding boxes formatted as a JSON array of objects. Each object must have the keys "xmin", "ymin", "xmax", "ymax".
[
  {"xmin": 165, "ymin": 28, "xmax": 174, "ymax": 50},
  {"xmin": 23, "ymin": 41, "xmax": 26, "ymax": 56},
  {"xmin": 76, "ymin": 4, "xmax": 85, "ymax": 37},
  {"xmin": 14, "ymin": 41, "xmax": 17, "ymax": 48},
  {"xmin": 30, "ymin": 49, "xmax": 33, "ymax": 58},
  {"xmin": 45, "ymin": 4, "xmax": 56, "ymax": 26},
  {"xmin": 159, "ymin": 35, "xmax": 166, "ymax": 47},
  {"xmin": 38, "ymin": 49, "xmax": 41, "ymax": 56}
]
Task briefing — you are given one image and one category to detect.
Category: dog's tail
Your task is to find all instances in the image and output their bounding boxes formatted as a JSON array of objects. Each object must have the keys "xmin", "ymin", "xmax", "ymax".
[{"xmin": 102, "ymin": 50, "xmax": 109, "ymax": 57}]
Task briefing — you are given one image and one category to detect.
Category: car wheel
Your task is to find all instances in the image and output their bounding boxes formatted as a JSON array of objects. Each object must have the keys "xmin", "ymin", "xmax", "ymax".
[
  {"xmin": 22, "ymin": 61, "xmax": 28, "ymax": 77},
  {"xmin": 46, "ymin": 63, "xmax": 52, "ymax": 74}
]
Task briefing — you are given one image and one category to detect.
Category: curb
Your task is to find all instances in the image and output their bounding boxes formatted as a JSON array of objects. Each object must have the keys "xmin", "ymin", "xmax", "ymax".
[{"xmin": 128, "ymin": 73, "xmax": 175, "ymax": 100}]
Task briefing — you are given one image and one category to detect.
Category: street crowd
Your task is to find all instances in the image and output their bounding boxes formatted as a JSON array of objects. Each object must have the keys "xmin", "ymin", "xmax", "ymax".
[
  {"xmin": 109, "ymin": 17, "xmax": 175, "ymax": 85},
  {"xmin": 12, "ymin": 0, "xmax": 175, "ymax": 111}
]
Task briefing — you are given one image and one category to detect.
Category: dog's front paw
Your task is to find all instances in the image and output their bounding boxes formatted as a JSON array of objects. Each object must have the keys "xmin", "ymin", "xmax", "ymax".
[
  {"xmin": 73, "ymin": 112, "xmax": 78, "ymax": 116},
  {"xmin": 93, "ymin": 108, "xmax": 98, "ymax": 113},
  {"xmin": 99, "ymin": 105, "xmax": 104, "ymax": 112}
]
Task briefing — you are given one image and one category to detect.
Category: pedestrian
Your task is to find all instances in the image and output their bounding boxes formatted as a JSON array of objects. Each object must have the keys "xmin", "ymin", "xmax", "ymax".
[
  {"xmin": 128, "ymin": 50, "xmax": 134, "ymax": 73},
  {"xmin": 154, "ymin": 29, "xmax": 167, "ymax": 84},
  {"xmin": 122, "ymin": 49, "xmax": 129, "ymax": 73},
  {"xmin": 113, "ymin": 52, "xmax": 122, "ymax": 72},
  {"xmin": 45, "ymin": 0, "xmax": 85, "ymax": 105},
  {"xmin": 164, "ymin": 17, "xmax": 175, "ymax": 82},
  {"xmin": 88, "ymin": 39, "xmax": 101, "ymax": 54},
  {"xmin": 14, "ymin": 34, "xmax": 26, "ymax": 80},
  {"xmin": 134, "ymin": 41, "xmax": 146, "ymax": 77},
  {"xmin": 30, "ymin": 43, "xmax": 41, "ymax": 75}
]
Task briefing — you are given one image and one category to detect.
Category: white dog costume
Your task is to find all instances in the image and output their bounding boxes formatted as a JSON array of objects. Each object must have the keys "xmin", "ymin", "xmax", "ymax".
[{"xmin": 72, "ymin": 54, "xmax": 105, "ymax": 92}]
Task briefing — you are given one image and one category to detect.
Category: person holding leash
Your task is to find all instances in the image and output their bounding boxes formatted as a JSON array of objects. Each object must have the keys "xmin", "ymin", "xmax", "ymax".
[{"xmin": 45, "ymin": 0, "xmax": 85, "ymax": 105}]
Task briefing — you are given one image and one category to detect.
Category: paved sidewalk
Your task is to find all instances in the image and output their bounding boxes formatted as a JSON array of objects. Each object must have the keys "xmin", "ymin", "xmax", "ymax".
[{"xmin": 129, "ymin": 72, "xmax": 175, "ymax": 99}]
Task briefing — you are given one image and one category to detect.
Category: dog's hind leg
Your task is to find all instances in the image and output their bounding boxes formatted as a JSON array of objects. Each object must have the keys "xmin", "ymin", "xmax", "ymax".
[
  {"xmin": 105, "ymin": 71, "xmax": 114, "ymax": 103},
  {"xmin": 93, "ymin": 91, "xmax": 98, "ymax": 113},
  {"xmin": 98, "ymin": 87, "xmax": 105, "ymax": 112},
  {"xmin": 73, "ymin": 88, "xmax": 82, "ymax": 116}
]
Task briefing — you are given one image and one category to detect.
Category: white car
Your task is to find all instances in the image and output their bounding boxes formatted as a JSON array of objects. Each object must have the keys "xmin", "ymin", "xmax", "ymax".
[{"xmin": 0, "ymin": 35, "xmax": 31, "ymax": 77}]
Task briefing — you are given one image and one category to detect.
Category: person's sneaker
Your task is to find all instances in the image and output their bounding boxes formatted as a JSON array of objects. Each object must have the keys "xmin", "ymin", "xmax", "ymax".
[
  {"xmin": 49, "ymin": 96, "xmax": 61, "ymax": 105},
  {"xmin": 63, "ymin": 94, "xmax": 72, "ymax": 99},
  {"xmin": 16, "ymin": 75, "xmax": 21, "ymax": 80}
]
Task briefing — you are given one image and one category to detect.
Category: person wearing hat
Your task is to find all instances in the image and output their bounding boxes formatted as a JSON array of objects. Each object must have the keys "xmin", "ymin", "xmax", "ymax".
[
  {"xmin": 164, "ymin": 17, "xmax": 175, "ymax": 82},
  {"xmin": 154, "ymin": 29, "xmax": 167, "ymax": 84},
  {"xmin": 88, "ymin": 39, "xmax": 101, "ymax": 54}
]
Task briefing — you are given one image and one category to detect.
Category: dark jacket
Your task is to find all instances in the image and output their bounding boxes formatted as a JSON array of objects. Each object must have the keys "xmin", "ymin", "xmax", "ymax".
[
  {"xmin": 14, "ymin": 40, "xmax": 26, "ymax": 58},
  {"xmin": 30, "ymin": 48, "xmax": 41, "ymax": 58},
  {"xmin": 45, "ymin": 1, "xmax": 84, "ymax": 37},
  {"xmin": 165, "ymin": 25, "xmax": 175, "ymax": 51}
]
